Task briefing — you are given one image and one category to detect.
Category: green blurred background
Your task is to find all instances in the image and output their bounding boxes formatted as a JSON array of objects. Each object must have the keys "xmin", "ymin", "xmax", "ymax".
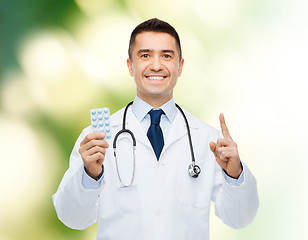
[{"xmin": 1, "ymin": 0, "xmax": 307, "ymax": 239}]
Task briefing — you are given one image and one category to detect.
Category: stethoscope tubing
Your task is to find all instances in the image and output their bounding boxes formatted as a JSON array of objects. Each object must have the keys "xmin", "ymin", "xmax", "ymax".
[
  {"xmin": 113, "ymin": 101, "xmax": 200, "ymax": 187},
  {"xmin": 175, "ymin": 103, "xmax": 196, "ymax": 165}
]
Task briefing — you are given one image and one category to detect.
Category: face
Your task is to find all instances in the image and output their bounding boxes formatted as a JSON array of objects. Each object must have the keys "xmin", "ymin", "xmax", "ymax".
[{"xmin": 127, "ymin": 31, "xmax": 184, "ymax": 106}]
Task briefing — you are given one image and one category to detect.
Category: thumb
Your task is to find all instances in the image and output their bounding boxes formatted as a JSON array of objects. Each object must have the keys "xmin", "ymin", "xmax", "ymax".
[{"xmin": 209, "ymin": 141, "xmax": 217, "ymax": 154}]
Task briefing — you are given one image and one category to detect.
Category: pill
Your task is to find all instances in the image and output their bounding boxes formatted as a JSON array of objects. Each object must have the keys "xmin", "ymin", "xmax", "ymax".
[{"xmin": 90, "ymin": 107, "xmax": 111, "ymax": 139}]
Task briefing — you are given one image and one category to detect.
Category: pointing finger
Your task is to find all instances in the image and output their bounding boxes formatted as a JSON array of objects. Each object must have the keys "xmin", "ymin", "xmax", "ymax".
[{"xmin": 219, "ymin": 113, "xmax": 232, "ymax": 140}]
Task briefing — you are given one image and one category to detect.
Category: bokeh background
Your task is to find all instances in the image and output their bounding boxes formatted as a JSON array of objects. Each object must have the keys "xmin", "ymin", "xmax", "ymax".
[{"xmin": 1, "ymin": 0, "xmax": 307, "ymax": 239}]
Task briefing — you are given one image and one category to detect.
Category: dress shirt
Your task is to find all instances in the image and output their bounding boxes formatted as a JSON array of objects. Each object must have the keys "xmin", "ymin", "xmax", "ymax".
[{"xmin": 132, "ymin": 95, "xmax": 177, "ymax": 143}]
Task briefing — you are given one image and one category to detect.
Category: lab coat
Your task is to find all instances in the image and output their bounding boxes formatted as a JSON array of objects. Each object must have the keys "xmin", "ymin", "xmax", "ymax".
[{"xmin": 52, "ymin": 106, "xmax": 259, "ymax": 240}]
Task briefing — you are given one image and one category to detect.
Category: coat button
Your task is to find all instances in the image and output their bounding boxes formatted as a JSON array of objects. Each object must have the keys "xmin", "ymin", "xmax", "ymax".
[{"xmin": 155, "ymin": 209, "xmax": 162, "ymax": 216}]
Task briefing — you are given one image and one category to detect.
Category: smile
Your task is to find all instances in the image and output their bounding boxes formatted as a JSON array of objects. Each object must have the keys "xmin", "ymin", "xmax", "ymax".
[{"xmin": 146, "ymin": 75, "xmax": 166, "ymax": 80}]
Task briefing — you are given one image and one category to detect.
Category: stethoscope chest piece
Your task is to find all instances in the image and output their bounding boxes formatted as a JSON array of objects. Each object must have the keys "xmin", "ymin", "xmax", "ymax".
[{"xmin": 188, "ymin": 164, "xmax": 201, "ymax": 178}]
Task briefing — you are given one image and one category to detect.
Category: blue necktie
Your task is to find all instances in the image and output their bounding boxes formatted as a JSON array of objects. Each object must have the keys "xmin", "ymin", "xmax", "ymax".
[{"xmin": 147, "ymin": 109, "xmax": 164, "ymax": 160}]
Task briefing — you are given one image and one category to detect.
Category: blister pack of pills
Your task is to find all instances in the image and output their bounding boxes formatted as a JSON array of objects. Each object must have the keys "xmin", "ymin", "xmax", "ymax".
[{"xmin": 90, "ymin": 107, "xmax": 111, "ymax": 139}]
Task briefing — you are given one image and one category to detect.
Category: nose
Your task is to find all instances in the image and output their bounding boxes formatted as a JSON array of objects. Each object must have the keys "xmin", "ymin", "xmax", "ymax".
[{"xmin": 150, "ymin": 55, "xmax": 163, "ymax": 72}]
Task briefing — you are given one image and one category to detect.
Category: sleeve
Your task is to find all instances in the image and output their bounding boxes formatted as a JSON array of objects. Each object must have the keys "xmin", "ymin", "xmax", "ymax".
[
  {"xmin": 223, "ymin": 169, "xmax": 244, "ymax": 186},
  {"xmin": 222, "ymin": 161, "xmax": 244, "ymax": 186},
  {"xmin": 52, "ymin": 128, "xmax": 105, "ymax": 230},
  {"xmin": 82, "ymin": 165, "xmax": 104, "ymax": 189},
  {"xmin": 211, "ymin": 161, "xmax": 259, "ymax": 229}
]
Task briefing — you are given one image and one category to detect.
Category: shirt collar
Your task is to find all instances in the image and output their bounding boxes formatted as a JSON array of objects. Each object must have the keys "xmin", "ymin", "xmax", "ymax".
[{"xmin": 132, "ymin": 95, "xmax": 177, "ymax": 123}]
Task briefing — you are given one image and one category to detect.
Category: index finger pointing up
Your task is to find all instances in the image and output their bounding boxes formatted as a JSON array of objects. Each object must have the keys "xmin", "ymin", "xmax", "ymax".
[{"xmin": 219, "ymin": 113, "xmax": 232, "ymax": 140}]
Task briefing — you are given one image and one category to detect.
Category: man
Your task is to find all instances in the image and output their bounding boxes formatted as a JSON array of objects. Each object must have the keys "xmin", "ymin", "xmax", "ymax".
[{"xmin": 52, "ymin": 18, "xmax": 259, "ymax": 240}]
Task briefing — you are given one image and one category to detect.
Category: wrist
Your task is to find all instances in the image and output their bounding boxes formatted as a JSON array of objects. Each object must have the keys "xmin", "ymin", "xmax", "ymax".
[
  {"xmin": 224, "ymin": 162, "xmax": 243, "ymax": 179},
  {"xmin": 85, "ymin": 165, "xmax": 103, "ymax": 180}
]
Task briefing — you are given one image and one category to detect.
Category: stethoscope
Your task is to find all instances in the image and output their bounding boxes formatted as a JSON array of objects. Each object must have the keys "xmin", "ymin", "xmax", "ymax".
[{"xmin": 113, "ymin": 101, "xmax": 201, "ymax": 188}]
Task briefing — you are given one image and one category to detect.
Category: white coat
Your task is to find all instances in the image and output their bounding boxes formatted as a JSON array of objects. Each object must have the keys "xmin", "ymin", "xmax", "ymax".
[{"xmin": 52, "ymin": 106, "xmax": 259, "ymax": 240}]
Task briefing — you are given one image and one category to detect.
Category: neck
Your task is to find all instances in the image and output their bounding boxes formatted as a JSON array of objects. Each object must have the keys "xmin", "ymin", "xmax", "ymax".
[{"xmin": 137, "ymin": 93, "xmax": 173, "ymax": 109}]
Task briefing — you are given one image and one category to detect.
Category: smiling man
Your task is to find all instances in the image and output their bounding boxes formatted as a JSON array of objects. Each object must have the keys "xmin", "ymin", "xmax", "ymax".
[
  {"xmin": 127, "ymin": 31, "xmax": 184, "ymax": 108},
  {"xmin": 53, "ymin": 18, "xmax": 259, "ymax": 240}
]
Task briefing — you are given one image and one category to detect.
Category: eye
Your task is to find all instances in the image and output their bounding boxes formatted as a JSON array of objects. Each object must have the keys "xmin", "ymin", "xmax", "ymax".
[
  {"xmin": 141, "ymin": 54, "xmax": 150, "ymax": 58},
  {"xmin": 163, "ymin": 54, "xmax": 172, "ymax": 59}
]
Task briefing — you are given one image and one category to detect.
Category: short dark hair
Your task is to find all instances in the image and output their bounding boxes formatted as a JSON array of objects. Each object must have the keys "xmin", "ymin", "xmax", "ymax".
[{"xmin": 128, "ymin": 18, "xmax": 182, "ymax": 60}]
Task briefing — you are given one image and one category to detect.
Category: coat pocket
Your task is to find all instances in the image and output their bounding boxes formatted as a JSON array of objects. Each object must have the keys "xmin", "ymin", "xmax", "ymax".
[{"xmin": 176, "ymin": 172, "xmax": 212, "ymax": 209}]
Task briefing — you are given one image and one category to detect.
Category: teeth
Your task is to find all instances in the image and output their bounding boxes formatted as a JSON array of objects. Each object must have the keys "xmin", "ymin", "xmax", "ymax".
[{"xmin": 147, "ymin": 76, "xmax": 164, "ymax": 80}]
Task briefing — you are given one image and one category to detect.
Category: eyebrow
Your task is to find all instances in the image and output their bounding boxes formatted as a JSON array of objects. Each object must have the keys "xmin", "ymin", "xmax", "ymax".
[
  {"xmin": 137, "ymin": 49, "xmax": 175, "ymax": 55},
  {"xmin": 137, "ymin": 49, "xmax": 151, "ymax": 55},
  {"xmin": 162, "ymin": 49, "xmax": 175, "ymax": 55}
]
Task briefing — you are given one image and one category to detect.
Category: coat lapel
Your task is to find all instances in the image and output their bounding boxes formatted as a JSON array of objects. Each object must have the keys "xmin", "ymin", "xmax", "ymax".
[
  {"xmin": 163, "ymin": 111, "xmax": 186, "ymax": 150},
  {"xmin": 125, "ymin": 107, "xmax": 153, "ymax": 150},
  {"xmin": 161, "ymin": 108, "xmax": 199, "ymax": 158}
]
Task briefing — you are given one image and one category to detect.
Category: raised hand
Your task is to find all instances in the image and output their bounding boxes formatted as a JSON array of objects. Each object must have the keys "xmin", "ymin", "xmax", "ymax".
[
  {"xmin": 79, "ymin": 132, "xmax": 109, "ymax": 179},
  {"xmin": 209, "ymin": 113, "xmax": 242, "ymax": 179}
]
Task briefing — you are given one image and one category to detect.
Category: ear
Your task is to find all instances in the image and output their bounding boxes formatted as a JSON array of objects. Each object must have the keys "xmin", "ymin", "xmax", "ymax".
[
  {"xmin": 127, "ymin": 58, "xmax": 134, "ymax": 77},
  {"xmin": 178, "ymin": 58, "xmax": 184, "ymax": 77}
]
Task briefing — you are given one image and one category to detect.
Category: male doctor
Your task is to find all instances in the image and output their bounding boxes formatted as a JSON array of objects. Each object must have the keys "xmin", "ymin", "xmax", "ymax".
[{"xmin": 53, "ymin": 18, "xmax": 259, "ymax": 240}]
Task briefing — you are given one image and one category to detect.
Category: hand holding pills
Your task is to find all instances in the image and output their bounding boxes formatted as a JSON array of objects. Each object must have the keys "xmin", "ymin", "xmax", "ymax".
[{"xmin": 78, "ymin": 108, "xmax": 111, "ymax": 179}]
